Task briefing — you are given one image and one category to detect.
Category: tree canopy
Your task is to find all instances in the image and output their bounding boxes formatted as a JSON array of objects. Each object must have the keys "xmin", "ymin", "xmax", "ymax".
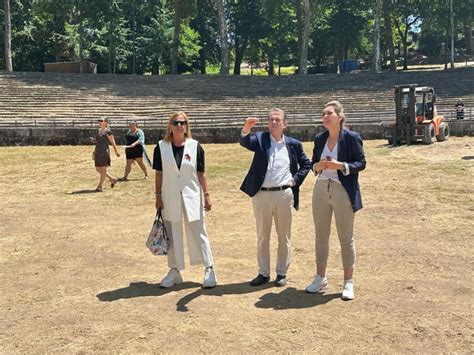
[{"xmin": 1, "ymin": 0, "xmax": 472, "ymax": 74}]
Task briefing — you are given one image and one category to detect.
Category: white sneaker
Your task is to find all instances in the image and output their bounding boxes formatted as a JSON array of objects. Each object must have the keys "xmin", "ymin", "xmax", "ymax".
[
  {"xmin": 305, "ymin": 275, "xmax": 328, "ymax": 293},
  {"xmin": 341, "ymin": 280, "xmax": 355, "ymax": 300},
  {"xmin": 160, "ymin": 268, "xmax": 183, "ymax": 288},
  {"xmin": 203, "ymin": 267, "xmax": 217, "ymax": 288}
]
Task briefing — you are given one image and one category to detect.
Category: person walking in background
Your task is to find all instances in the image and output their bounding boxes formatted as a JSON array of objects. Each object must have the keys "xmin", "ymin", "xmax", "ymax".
[
  {"xmin": 120, "ymin": 121, "xmax": 151, "ymax": 181},
  {"xmin": 455, "ymin": 99, "xmax": 464, "ymax": 119},
  {"xmin": 92, "ymin": 118, "xmax": 120, "ymax": 192},
  {"xmin": 239, "ymin": 108, "xmax": 311, "ymax": 287},
  {"xmin": 305, "ymin": 101, "xmax": 366, "ymax": 300},
  {"xmin": 153, "ymin": 112, "xmax": 216, "ymax": 289}
]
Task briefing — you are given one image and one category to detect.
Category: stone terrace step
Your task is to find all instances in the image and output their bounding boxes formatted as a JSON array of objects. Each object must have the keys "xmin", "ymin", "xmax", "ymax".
[{"xmin": 0, "ymin": 68, "xmax": 472, "ymax": 124}]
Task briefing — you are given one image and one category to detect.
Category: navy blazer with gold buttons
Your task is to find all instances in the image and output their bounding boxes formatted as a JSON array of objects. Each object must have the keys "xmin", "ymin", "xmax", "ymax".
[
  {"xmin": 311, "ymin": 129, "xmax": 366, "ymax": 212},
  {"xmin": 239, "ymin": 131, "xmax": 311, "ymax": 210}
]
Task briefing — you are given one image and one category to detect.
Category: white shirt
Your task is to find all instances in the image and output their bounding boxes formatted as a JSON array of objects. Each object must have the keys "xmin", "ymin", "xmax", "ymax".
[
  {"xmin": 261, "ymin": 135, "xmax": 293, "ymax": 188},
  {"xmin": 318, "ymin": 141, "xmax": 341, "ymax": 183}
]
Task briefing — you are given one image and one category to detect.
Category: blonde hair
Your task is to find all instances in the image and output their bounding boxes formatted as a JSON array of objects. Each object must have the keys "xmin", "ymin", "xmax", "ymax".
[
  {"xmin": 163, "ymin": 111, "xmax": 192, "ymax": 142},
  {"xmin": 324, "ymin": 100, "xmax": 345, "ymax": 127}
]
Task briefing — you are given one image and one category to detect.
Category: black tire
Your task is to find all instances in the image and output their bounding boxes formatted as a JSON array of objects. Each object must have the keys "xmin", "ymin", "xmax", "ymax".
[
  {"xmin": 422, "ymin": 124, "xmax": 436, "ymax": 144},
  {"xmin": 436, "ymin": 122, "xmax": 449, "ymax": 142}
]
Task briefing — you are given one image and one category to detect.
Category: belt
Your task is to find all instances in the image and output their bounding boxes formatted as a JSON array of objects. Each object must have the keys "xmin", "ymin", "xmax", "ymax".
[{"xmin": 260, "ymin": 185, "xmax": 291, "ymax": 191}]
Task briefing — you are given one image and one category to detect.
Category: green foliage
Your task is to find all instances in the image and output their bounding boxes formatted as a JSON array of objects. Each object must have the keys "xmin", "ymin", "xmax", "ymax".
[
  {"xmin": 1, "ymin": 0, "xmax": 472, "ymax": 73},
  {"xmin": 178, "ymin": 21, "xmax": 201, "ymax": 67}
]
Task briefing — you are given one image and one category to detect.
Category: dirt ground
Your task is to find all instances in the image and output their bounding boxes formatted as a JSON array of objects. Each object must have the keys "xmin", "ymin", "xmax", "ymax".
[{"xmin": 1, "ymin": 137, "xmax": 473, "ymax": 353}]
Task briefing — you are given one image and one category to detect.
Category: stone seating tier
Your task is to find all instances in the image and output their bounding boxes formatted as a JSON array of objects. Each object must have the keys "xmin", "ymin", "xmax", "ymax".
[{"xmin": 0, "ymin": 69, "xmax": 472, "ymax": 124}]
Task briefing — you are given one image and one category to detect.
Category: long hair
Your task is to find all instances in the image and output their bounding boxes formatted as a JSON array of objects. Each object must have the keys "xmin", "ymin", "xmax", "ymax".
[
  {"xmin": 324, "ymin": 100, "xmax": 345, "ymax": 128},
  {"xmin": 163, "ymin": 111, "xmax": 192, "ymax": 142}
]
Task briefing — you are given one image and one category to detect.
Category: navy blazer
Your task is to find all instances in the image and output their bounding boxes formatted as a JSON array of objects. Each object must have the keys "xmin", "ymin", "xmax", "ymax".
[
  {"xmin": 239, "ymin": 131, "xmax": 311, "ymax": 210},
  {"xmin": 311, "ymin": 129, "xmax": 366, "ymax": 212}
]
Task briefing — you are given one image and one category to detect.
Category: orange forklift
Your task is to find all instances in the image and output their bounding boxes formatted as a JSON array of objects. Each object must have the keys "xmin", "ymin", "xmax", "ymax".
[{"xmin": 386, "ymin": 84, "xmax": 449, "ymax": 145}]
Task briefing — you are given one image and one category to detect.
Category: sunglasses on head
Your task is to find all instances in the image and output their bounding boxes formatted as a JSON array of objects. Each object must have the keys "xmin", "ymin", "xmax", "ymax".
[{"xmin": 171, "ymin": 120, "xmax": 188, "ymax": 126}]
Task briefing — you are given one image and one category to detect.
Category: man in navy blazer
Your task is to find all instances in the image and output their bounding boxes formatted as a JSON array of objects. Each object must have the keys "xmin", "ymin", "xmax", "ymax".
[{"xmin": 239, "ymin": 108, "xmax": 311, "ymax": 287}]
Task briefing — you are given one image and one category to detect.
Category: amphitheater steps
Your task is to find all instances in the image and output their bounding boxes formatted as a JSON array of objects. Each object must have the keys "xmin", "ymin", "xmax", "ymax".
[{"xmin": 0, "ymin": 68, "xmax": 472, "ymax": 124}]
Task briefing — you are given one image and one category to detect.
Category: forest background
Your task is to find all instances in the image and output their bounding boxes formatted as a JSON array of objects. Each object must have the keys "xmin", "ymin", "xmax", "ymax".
[{"xmin": 1, "ymin": 0, "xmax": 473, "ymax": 75}]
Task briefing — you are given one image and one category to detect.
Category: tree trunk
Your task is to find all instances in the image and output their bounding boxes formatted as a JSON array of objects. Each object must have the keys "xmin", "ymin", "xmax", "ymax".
[
  {"xmin": 213, "ymin": 0, "xmax": 229, "ymax": 74},
  {"xmin": 199, "ymin": 45, "xmax": 206, "ymax": 74},
  {"xmin": 402, "ymin": 25, "xmax": 408, "ymax": 70},
  {"xmin": 79, "ymin": 15, "xmax": 84, "ymax": 73},
  {"xmin": 131, "ymin": 0, "xmax": 136, "ymax": 74},
  {"xmin": 465, "ymin": 24, "xmax": 472, "ymax": 55},
  {"xmin": 233, "ymin": 37, "xmax": 248, "ymax": 75},
  {"xmin": 4, "ymin": 0, "xmax": 13, "ymax": 72},
  {"xmin": 108, "ymin": 46, "xmax": 112, "ymax": 74},
  {"xmin": 373, "ymin": 0, "xmax": 382, "ymax": 73},
  {"xmin": 297, "ymin": 0, "xmax": 311, "ymax": 74},
  {"xmin": 268, "ymin": 52, "xmax": 274, "ymax": 76},
  {"xmin": 171, "ymin": 0, "xmax": 181, "ymax": 74},
  {"xmin": 383, "ymin": 0, "xmax": 396, "ymax": 71}
]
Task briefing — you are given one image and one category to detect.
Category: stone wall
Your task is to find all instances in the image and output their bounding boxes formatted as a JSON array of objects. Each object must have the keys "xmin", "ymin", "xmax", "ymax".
[{"xmin": 0, "ymin": 121, "xmax": 472, "ymax": 146}]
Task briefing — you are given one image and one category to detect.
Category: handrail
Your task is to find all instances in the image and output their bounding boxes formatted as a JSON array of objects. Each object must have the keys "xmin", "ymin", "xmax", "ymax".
[{"xmin": 0, "ymin": 109, "xmax": 471, "ymax": 128}]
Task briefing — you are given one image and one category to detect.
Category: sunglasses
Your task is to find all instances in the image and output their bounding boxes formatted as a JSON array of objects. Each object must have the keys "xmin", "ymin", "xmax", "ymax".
[
  {"xmin": 98, "ymin": 119, "xmax": 106, "ymax": 123},
  {"xmin": 171, "ymin": 120, "xmax": 188, "ymax": 126}
]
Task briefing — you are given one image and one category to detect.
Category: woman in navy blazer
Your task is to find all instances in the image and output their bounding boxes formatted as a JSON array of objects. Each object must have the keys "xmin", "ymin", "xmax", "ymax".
[{"xmin": 305, "ymin": 101, "xmax": 366, "ymax": 300}]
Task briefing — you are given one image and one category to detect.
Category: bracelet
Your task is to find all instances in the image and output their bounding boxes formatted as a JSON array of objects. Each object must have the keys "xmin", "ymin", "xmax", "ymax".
[
  {"xmin": 204, "ymin": 191, "xmax": 210, "ymax": 196},
  {"xmin": 155, "ymin": 192, "xmax": 162, "ymax": 197}
]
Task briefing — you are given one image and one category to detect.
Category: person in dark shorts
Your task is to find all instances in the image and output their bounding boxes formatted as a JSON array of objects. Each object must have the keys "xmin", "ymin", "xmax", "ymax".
[
  {"xmin": 455, "ymin": 99, "xmax": 464, "ymax": 119},
  {"xmin": 92, "ymin": 118, "xmax": 120, "ymax": 192},
  {"xmin": 120, "ymin": 121, "xmax": 151, "ymax": 181}
]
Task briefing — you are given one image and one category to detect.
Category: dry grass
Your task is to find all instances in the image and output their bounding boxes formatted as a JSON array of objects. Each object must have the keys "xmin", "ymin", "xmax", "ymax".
[{"xmin": 1, "ymin": 137, "xmax": 473, "ymax": 353}]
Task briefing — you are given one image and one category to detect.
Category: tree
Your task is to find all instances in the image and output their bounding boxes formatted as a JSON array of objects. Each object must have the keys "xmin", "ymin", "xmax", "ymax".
[
  {"xmin": 391, "ymin": 0, "xmax": 424, "ymax": 70},
  {"xmin": 4, "ymin": 0, "xmax": 12, "ymax": 71},
  {"xmin": 171, "ymin": 0, "xmax": 181, "ymax": 73},
  {"xmin": 373, "ymin": 0, "xmax": 382, "ymax": 72},
  {"xmin": 296, "ymin": 0, "xmax": 311, "ymax": 74},
  {"xmin": 383, "ymin": 0, "xmax": 396, "ymax": 71},
  {"xmin": 260, "ymin": 0, "xmax": 297, "ymax": 75},
  {"xmin": 170, "ymin": 0, "xmax": 196, "ymax": 74},
  {"xmin": 228, "ymin": 0, "xmax": 263, "ymax": 75},
  {"xmin": 212, "ymin": 0, "xmax": 229, "ymax": 74},
  {"xmin": 138, "ymin": 2, "xmax": 174, "ymax": 75}
]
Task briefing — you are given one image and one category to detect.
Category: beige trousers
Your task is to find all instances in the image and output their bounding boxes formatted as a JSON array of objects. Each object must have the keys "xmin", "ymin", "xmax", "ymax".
[
  {"xmin": 164, "ymin": 202, "xmax": 214, "ymax": 271},
  {"xmin": 252, "ymin": 188, "xmax": 293, "ymax": 277},
  {"xmin": 312, "ymin": 179, "xmax": 355, "ymax": 269}
]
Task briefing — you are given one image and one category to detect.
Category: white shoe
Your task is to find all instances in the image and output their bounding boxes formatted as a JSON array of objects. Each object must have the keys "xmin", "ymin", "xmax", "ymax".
[
  {"xmin": 160, "ymin": 268, "xmax": 183, "ymax": 288},
  {"xmin": 341, "ymin": 280, "xmax": 355, "ymax": 300},
  {"xmin": 305, "ymin": 275, "xmax": 328, "ymax": 293},
  {"xmin": 203, "ymin": 267, "xmax": 217, "ymax": 288}
]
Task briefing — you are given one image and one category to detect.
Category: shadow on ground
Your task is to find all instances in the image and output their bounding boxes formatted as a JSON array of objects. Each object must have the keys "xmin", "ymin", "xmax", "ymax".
[
  {"xmin": 70, "ymin": 189, "xmax": 101, "ymax": 194},
  {"xmin": 255, "ymin": 287, "xmax": 341, "ymax": 310},
  {"xmin": 174, "ymin": 283, "xmax": 340, "ymax": 312},
  {"xmin": 96, "ymin": 281, "xmax": 201, "ymax": 301}
]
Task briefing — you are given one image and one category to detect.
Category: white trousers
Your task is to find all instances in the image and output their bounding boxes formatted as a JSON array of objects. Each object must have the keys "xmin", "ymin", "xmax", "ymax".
[
  {"xmin": 164, "ymin": 203, "xmax": 214, "ymax": 271},
  {"xmin": 252, "ymin": 188, "xmax": 293, "ymax": 277}
]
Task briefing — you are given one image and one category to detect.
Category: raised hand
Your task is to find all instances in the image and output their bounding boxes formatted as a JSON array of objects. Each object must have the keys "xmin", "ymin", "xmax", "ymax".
[{"xmin": 242, "ymin": 117, "xmax": 259, "ymax": 133}]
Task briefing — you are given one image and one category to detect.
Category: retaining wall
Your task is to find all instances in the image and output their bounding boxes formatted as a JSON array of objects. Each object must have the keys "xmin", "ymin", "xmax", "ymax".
[{"xmin": 0, "ymin": 121, "xmax": 472, "ymax": 146}]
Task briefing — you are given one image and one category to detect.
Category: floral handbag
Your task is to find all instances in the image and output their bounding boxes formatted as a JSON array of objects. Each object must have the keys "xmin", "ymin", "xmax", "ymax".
[{"xmin": 146, "ymin": 209, "xmax": 170, "ymax": 256}]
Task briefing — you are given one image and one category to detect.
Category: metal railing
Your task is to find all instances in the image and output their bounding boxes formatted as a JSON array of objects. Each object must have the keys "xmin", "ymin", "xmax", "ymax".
[{"xmin": 0, "ymin": 109, "xmax": 471, "ymax": 129}]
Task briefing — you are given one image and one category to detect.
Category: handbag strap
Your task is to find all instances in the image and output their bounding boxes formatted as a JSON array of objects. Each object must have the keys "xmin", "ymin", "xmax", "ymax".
[
  {"xmin": 156, "ymin": 208, "xmax": 162, "ymax": 221},
  {"xmin": 155, "ymin": 208, "xmax": 168, "ymax": 238}
]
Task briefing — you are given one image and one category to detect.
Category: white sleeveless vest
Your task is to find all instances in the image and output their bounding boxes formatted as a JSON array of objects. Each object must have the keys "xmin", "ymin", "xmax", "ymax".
[{"xmin": 159, "ymin": 139, "xmax": 202, "ymax": 222}]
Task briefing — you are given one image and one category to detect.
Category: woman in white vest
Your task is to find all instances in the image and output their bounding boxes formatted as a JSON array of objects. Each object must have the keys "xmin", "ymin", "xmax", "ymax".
[{"xmin": 153, "ymin": 112, "xmax": 216, "ymax": 288}]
